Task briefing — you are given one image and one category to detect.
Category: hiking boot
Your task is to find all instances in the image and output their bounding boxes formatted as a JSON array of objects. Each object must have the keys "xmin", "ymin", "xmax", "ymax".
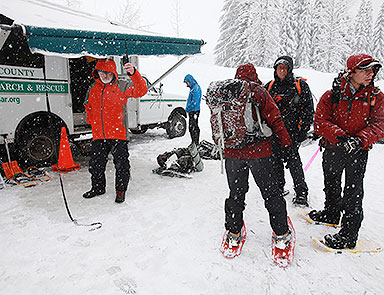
[
  {"xmin": 115, "ymin": 190, "xmax": 126, "ymax": 203},
  {"xmin": 292, "ymin": 194, "xmax": 309, "ymax": 207},
  {"xmin": 324, "ymin": 233, "xmax": 357, "ymax": 249},
  {"xmin": 83, "ymin": 188, "xmax": 105, "ymax": 199},
  {"xmin": 226, "ymin": 232, "xmax": 242, "ymax": 248},
  {"xmin": 273, "ymin": 230, "xmax": 292, "ymax": 250},
  {"xmin": 308, "ymin": 209, "xmax": 340, "ymax": 225}
]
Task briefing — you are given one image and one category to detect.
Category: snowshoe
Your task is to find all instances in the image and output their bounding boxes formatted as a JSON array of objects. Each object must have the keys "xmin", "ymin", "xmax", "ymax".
[{"xmin": 220, "ymin": 223, "xmax": 246, "ymax": 258}]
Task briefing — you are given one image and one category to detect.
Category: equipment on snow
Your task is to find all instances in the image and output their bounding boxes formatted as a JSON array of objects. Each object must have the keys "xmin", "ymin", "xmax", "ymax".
[
  {"xmin": 26, "ymin": 166, "xmax": 51, "ymax": 182},
  {"xmin": 272, "ymin": 216, "xmax": 296, "ymax": 268},
  {"xmin": 153, "ymin": 143, "xmax": 203, "ymax": 178},
  {"xmin": 220, "ymin": 223, "xmax": 247, "ymax": 259},
  {"xmin": 312, "ymin": 236, "xmax": 382, "ymax": 254},
  {"xmin": 2, "ymin": 161, "xmax": 37, "ymax": 188}
]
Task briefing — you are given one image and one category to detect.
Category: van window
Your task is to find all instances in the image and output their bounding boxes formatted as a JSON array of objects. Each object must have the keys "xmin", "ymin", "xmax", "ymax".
[{"xmin": 0, "ymin": 25, "xmax": 43, "ymax": 68}]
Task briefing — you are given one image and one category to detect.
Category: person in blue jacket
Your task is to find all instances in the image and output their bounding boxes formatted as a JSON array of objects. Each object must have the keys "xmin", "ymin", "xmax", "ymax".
[{"xmin": 184, "ymin": 74, "xmax": 202, "ymax": 145}]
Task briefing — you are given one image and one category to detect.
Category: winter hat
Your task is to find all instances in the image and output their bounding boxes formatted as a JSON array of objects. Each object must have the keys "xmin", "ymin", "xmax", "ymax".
[
  {"xmin": 346, "ymin": 54, "xmax": 382, "ymax": 75},
  {"xmin": 235, "ymin": 63, "xmax": 262, "ymax": 85},
  {"xmin": 273, "ymin": 56, "xmax": 294, "ymax": 73}
]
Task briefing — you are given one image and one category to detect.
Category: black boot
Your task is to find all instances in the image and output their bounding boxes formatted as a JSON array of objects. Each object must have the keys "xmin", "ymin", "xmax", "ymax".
[
  {"xmin": 83, "ymin": 188, "xmax": 105, "ymax": 199},
  {"xmin": 115, "ymin": 190, "xmax": 126, "ymax": 203},
  {"xmin": 309, "ymin": 209, "xmax": 340, "ymax": 225},
  {"xmin": 292, "ymin": 194, "xmax": 309, "ymax": 207},
  {"xmin": 324, "ymin": 233, "xmax": 357, "ymax": 249}
]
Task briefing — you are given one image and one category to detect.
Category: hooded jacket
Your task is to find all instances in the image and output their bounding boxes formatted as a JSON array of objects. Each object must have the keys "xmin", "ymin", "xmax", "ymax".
[
  {"xmin": 314, "ymin": 55, "xmax": 384, "ymax": 150},
  {"xmin": 84, "ymin": 59, "xmax": 147, "ymax": 140},
  {"xmin": 184, "ymin": 74, "xmax": 202, "ymax": 113},
  {"xmin": 224, "ymin": 63, "xmax": 292, "ymax": 159},
  {"xmin": 265, "ymin": 56, "xmax": 314, "ymax": 142}
]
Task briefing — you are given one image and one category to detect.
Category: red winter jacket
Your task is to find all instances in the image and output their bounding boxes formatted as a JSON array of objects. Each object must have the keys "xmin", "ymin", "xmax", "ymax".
[
  {"xmin": 224, "ymin": 64, "xmax": 292, "ymax": 159},
  {"xmin": 314, "ymin": 77, "xmax": 384, "ymax": 149},
  {"xmin": 84, "ymin": 59, "xmax": 147, "ymax": 140}
]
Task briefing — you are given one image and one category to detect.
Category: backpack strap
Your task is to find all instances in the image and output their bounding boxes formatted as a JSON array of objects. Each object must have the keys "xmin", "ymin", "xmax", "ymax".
[{"xmin": 267, "ymin": 79, "xmax": 301, "ymax": 95}]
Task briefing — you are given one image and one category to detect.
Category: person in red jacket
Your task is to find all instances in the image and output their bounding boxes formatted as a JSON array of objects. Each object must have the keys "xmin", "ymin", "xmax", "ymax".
[
  {"xmin": 83, "ymin": 59, "xmax": 147, "ymax": 203},
  {"xmin": 310, "ymin": 54, "xmax": 384, "ymax": 249},
  {"xmin": 223, "ymin": 63, "xmax": 293, "ymax": 251}
]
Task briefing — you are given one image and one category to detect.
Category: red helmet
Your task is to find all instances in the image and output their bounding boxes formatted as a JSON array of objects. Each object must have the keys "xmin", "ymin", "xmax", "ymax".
[{"xmin": 346, "ymin": 54, "xmax": 382, "ymax": 74}]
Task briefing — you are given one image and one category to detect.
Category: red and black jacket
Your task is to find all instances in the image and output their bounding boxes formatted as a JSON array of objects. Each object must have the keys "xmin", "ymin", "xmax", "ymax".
[{"xmin": 314, "ymin": 76, "xmax": 384, "ymax": 150}]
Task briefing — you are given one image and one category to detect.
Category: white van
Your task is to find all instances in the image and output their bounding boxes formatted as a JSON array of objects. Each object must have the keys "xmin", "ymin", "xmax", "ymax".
[{"xmin": 0, "ymin": 1, "xmax": 204, "ymax": 166}]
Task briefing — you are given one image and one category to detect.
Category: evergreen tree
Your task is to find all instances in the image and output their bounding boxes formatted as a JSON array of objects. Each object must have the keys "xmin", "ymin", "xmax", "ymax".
[
  {"xmin": 215, "ymin": 0, "xmax": 244, "ymax": 66},
  {"xmin": 373, "ymin": 2, "xmax": 384, "ymax": 80},
  {"xmin": 311, "ymin": 0, "xmax": 328, "ymax": 71},
  {"xmin": 296, "ymin": 0, "xmax": 313, "ymax": 68},
  {"xmin": 354, "ymin": 0, "xmax": 374, "ymax": 55},
  {"xmin": 246, "ymin": 0, "xmax": 281, "ymax": 68},
  {"xmin": 279, "ymin": 0, "xmax": 298, "ymax": 61}
]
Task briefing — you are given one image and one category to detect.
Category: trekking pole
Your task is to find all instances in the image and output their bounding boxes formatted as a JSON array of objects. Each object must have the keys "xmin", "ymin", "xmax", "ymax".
[
  {"xmin": 1, "ymin": 134, "xmax": 12, "ymax": 163},
  {"xmin": 304, "ymin": 147, "xmax": 320, "ymax": 172}
]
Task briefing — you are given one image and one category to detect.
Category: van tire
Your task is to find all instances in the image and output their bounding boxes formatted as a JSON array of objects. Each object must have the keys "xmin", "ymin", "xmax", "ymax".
[
  {"xmin": 130, "ymin": 126, "xmax": 148, "ymax": 134},
  {"xmin": 166, "ymin": 113, "xmax": 186, "ymax": 139},
  {"xmin": 18, "ymin": 127, "xmax": 59, "ymax": 167}
]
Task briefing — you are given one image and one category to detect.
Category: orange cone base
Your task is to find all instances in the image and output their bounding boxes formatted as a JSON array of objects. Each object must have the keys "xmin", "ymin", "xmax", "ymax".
[{"xmin": 51, "ymin": 163, "xmax": 81, "ymax": 173}]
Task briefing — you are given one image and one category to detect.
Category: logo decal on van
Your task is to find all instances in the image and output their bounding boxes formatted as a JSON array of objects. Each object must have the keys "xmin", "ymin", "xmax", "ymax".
[{"xmin": 0, "ymin": 80, "xmax": 69, "ymax": 94}]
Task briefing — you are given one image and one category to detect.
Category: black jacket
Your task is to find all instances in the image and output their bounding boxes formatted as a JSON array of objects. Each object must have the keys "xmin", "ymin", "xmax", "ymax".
[{"xmin": 265, "ymin": 64, "xmax": 314, "ymax": 142}]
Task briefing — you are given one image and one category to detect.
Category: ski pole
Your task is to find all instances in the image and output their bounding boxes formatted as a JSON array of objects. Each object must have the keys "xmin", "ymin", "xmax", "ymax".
[{"xmin": 304, "ymin": 147, "xmax": 320, "ymax": 172}]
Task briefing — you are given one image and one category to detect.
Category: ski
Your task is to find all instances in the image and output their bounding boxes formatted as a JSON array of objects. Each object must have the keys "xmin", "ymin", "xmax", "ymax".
[
  {"xmin": 296, "ymin": 207, "xmax": 340, "ymax": 228},
  {"xmin": 26, "ymin": 166, "xmax": 51, "ymax": 182},
  {"xmin": 220, "ymin": 223, "xmax": 246, "ymax": 259},
  {"xmin": 272, "ymin": 216, "xmax": 296, "ymax": 268},
  {"xmin": 312, "ymin": 236, "xmax": 383, "ymax": 254}
]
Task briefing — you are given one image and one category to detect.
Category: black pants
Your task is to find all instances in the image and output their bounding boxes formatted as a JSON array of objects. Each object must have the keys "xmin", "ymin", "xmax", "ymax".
[
  {"xmin": 322, "ymin": 148, "xmax": 368, "ymax": 239},
  {"xmin": 272, "ymin": 138, "xmax": 308, "ymax": 197},
  {"xmin": 224, "ymin": 157, "xmax": 288, "ymax": 236},
  {"xmin": 188, "ymin": 111, "xmax": 200, "ymax": 145},
  {"xmin": 89, "ymin": 139, "xmax": 130, "ymax": 192}
]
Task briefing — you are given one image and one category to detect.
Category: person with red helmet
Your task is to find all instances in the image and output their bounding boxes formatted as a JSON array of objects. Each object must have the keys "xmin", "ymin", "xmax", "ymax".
[
  {"xmin": 83, "ymin": 59, "xmax": 147, "ymax": 203},
  {"xmin": 309, "ymin": 54, "xmax": 384, "ymax": 249}
]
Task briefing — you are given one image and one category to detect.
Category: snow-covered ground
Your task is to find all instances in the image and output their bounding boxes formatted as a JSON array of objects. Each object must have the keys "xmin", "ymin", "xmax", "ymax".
[{"xmin": 1, "ymin": 59, "xmax": 384, "ymax": 294}]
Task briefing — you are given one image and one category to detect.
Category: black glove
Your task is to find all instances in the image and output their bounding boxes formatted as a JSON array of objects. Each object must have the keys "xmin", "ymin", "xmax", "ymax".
[
  {"xmin": 280, "ymin": 145, "xmax": 294, "ymax": 163},
  {"xmin": 296, "ymin": 131, "xmax": 308, "ymax": 143},
  {"xmin": 336, "ymin": 136, "xmax": 362, "ymax": 154}
]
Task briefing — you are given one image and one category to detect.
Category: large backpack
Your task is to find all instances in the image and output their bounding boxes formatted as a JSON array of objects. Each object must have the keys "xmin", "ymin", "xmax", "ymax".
[{"xmin": 205, "ymin": 79, "xmax": 272, "ymax": 149}]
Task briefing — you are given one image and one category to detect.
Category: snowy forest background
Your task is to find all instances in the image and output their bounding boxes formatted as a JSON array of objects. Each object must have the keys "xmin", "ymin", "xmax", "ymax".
[{"xmin": 215, "ymin": 0, "xmax": 384, "ymax": 79}]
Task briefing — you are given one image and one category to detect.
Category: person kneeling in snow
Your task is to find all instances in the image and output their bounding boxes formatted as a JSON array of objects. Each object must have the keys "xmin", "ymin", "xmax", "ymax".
[
  {"xmin": 310, "ymin": 54, "xmax": 384, "ymax": 249},
  {"xmin": 83, "ymin": 59, "xmax": 147, "ymax": 203}
]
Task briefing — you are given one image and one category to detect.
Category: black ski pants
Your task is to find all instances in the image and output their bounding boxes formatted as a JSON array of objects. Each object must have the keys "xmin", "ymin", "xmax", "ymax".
[
  {"xmin": 322, "ymin": 148, "xmax": 368, "ymax": 240},
  {"xmin": 272, "ymin": 138, "xmax": 308, "ymax": 197},
  {"xmin": 188, "ymin": 111, "xmax": 200, "ymax": 145},
  {"xmin": 224, "ymin": 157, "xmax": 288, "ymax": 236},
  {"xmin": 89, "ymin": 139, "xmax": 131, "ymax": 192}
]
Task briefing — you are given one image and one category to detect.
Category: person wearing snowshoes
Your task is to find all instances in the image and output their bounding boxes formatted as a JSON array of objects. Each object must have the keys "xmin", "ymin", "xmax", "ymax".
[
  {"xmin": 265, "ymin": 56, "xmax": 314, "ymax": 207},
  {"xmin": 223, "ymin": 63, "xmax": 293, "ymax": 251},
  {"xmin": 184, "ymin": 74, "xmax": 202, "ymax": 145},
  {"xmin": 83, "ymin": 59, "xmax": 147, "ymax": 203},
  {"xmin": 310, "ymin": 54, "xmax": 384, "ymax": 249}
]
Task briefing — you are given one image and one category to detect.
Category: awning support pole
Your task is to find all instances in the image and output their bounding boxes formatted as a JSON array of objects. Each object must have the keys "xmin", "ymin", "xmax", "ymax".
[{"xmin": 147, "ymin": 56, "xmax": 190, "ymax": 91}]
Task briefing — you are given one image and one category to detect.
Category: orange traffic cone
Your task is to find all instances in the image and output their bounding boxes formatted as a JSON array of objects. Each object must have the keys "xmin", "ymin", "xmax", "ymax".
[{"xmin": 51, "ymin": 127, "xmax": 80, "ymax": 173}]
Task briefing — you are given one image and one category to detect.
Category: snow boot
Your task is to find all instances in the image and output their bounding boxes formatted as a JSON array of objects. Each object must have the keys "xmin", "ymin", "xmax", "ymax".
[
  {"xmin": 309, "ymin": 209, "xmax": 340, "ymax": 225},
  {"xmin": 115, "ymin": 190, "xmax": 126, "ymax": 203},
  {"xmin": 272, "ymin": 230, "xmax": 292, "ymax": 250},
  {"xmin": 83, "ymin": 188, "xmax": 105, "ymax": 199},
  {"xmin": 226, "ymin": 232, "xmax": 243, "ymax": 248},
  {"xmin": 324, "ymin": 233, "xmax": 357, "ymax": 249},
  {"xmin": 292, "ymin": 194, "xmax": 309, "ymax": 207}
]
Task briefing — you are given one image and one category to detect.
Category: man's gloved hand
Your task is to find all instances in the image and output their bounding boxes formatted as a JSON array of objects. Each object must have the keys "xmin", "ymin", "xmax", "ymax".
[
  {"xmin": 296, "ymin": 131, "xmax": 308, "ymax": 143},
  {"xmin": 280, "ymin": 145, "xmax": 294, "ymax": 163},
  {"xmin": 336, "ymin": 136, "xmax": 363, "ymax": 154}
]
